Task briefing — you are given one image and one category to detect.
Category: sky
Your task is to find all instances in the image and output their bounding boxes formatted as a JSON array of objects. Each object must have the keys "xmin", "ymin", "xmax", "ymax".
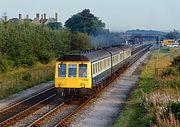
[{"xmin": 0, "ymin": 0, "xmax": 180, "ymax": 32}]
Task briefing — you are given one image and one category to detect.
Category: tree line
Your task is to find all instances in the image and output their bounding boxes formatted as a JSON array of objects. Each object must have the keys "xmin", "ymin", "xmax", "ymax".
[
  {"xmin": 0, "ymin": 22, "xmax": 90, "ymax": 72},
  {"xmin": 0, "ymin": 9, "xmax": 107, "ymax": 72},
  {"xmin": 164, "ymin": 29, "xmax": 180, "ymax": 40}
]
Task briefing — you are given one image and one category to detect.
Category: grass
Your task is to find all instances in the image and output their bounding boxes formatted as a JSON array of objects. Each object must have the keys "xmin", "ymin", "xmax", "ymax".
[
  {"xmin": 0, "ymin": 60, "xmax": 55, "ymax": 99},
  {"xmin": 113, "ymin": 47, "xmax": 180, "ymax": 127},
  {"xmin": 0, "ymin": 60, "xmax": 55, "ymax": 82}
]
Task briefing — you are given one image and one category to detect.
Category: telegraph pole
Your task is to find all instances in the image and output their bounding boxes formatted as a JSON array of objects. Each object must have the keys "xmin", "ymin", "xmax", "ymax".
[{"xmin": 155, "ymin": 45, "xmax": 160, "ymax": 80}]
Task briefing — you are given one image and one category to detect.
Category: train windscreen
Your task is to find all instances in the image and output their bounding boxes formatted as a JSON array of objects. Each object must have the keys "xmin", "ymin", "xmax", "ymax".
[
  {"xmin": 79, "ymin": 64, "xmax": 87, "ymax": 78},
  {"xmin": 68, "ymin": 64, "xmax": 77, "ymax": 77},
  {"xmin": 58, "ymin": 64, "xmax": 66, "ymax": 77}
]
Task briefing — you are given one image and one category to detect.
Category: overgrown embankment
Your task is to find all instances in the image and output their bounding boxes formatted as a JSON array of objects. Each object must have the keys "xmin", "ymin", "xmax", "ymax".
[
  {"xmin": 0, "ymin": 9, "xmax": 108, "ymax": 99},
  {"xmin": 114, "ymin": 47, "xmax": 180, "ymax": 127},
  {"xmin": 0, "ymin": 62, "xmax": 55, "ymax": 99},
  {"xmin": 0, "ymin": 22, "xmax": 90, "ymax": 72},
  {"xmin": 0, "ymin": 21, "xmax": 90, "ymax": 99}
]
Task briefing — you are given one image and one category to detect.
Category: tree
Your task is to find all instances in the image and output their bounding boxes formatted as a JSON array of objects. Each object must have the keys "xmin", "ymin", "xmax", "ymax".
[
  {"xmin": 0, "ymin": 21, "xmax": 91, "ymax": 72},
  {"xmin": 65, "ymin": 9, "xmax": 105, "ymax": 36},
  {"xmin": 47, "ymin": 22, "xmax": 62, "ymax": 30},
  {"xmin": 70, "ymin": 32, "xmax": 90, "ymax": 50},
  {"xmin": 165, "ymin": 29, "xmax": 179, "ymax": 40}
]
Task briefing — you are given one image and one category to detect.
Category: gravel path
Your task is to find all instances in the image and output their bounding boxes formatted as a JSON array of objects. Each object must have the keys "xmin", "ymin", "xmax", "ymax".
[{"xmin": 68, "ymin": 51, "xmax": 151, "ymax": 127}]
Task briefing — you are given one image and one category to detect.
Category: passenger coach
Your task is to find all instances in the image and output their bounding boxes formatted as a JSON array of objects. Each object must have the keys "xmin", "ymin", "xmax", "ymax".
[{"xmin": 55, "ymin": 46, "xmax": 131, "ymax": 98}]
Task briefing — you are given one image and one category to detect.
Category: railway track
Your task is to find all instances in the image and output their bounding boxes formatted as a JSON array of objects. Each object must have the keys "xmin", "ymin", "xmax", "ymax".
[
  {"xmin": 21, "ymin": 44, "xmax": 152, "ymax": 127},
  {"xmin": 27, "ymin": 102, "xmax": 66, "ymax": 127},
  {"xmin": 11, "ymin": 96, "xmax": 64, "ymax": 127},
  {"xmin": 54, "ymin": 44, "xmax": 153, "ymax": 127},
  {"xmin": 26, "ymin": 75, "xmax": 117, "ymax": 127},
  {"xmin": 0, "ymin": 87, "xmax": 56, "ymax": 126},
  {"xmin": 0, "ymin": 44, "xmax": 152, "ymax": 127}
]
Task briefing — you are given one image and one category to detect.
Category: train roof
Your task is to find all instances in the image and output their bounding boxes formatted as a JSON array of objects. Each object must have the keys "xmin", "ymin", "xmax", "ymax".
[
  {"xmin": 57, "ymin": 50, "xmax": 110, "ymax": 62},
  {"xmin": 57, "ymin": 45, "xmax": 131, "ymax": 62},
  {"xmin": 105, "ymin": 47, "xmax": 123, "ymax": 55}
]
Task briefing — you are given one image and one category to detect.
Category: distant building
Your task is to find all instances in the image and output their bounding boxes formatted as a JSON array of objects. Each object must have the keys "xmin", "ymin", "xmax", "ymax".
[
  {"xmin": 161, "ymin": 39, "xmax": 179, "ymax": 48},
  {"xmin": 7, "ymin": 13, "xmax": 59, "ymax": 25},
  {"xmin": 120, "ymin": 33, "xmax": 143, "ymax": 45},
  {"xmin": 32, "ymin": 13, "xmax": 58, "ymax": 25},
  {"xmin": 8, "ymin": 18, "xmax": 20, "ymax": 23}
]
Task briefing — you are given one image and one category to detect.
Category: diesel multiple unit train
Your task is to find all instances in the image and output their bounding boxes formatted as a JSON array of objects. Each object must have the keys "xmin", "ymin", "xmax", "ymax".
[{"xmin": 54, "ymin": 44, "xmax": 149, "ymax": 98}]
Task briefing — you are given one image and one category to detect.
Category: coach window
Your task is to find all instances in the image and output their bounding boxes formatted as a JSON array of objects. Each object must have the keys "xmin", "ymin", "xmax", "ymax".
[
  {"xmin": 58, "ymin": 64, "xmax": 66, "ymax": 77},
  {"xmin": 103, "ymin": 60, "xmax": 106, "ymax": 69},
  {"xmin": 93, "ymin": 64, "xmax": 95, "ymax": 74},
  {"xmin": 108, "ymin": 58, "xmax": 110, "ymax": 66},
  {"xmin": 95, "ymin": 64, "xmax": 97, "ymax": 74},
  {"xmin": 95, "ymin": 63, "xmax": 97, "ymax": 73},
  {"xmin": 98, "ymin": 62, "xmax": 100, "ymax": 72},
  {"xmin": 105, "ymin": 59, "xmax": 107, "ymax": 68},
  {"xmin": 68, "ymin": 64, "xmax": 77, "ymax": 77},
  {"xmin": 100, "ymin": 61, "xmax": 103, "ymax": 70},
  {"xmin": 79, "ymin": 64, "xmax": 87, "ymax": 78}
]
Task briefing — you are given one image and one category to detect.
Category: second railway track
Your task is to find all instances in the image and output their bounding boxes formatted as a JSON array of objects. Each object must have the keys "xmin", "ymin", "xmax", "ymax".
[{"xmin": 0, "ymin": 87, "xmax": 56, "ymax": 126}]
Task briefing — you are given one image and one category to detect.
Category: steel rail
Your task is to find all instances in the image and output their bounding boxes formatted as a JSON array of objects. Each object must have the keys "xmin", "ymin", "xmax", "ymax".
[
  {"xmin": 27, "ymin": 102, "xmax": 65, "ymax": 127},
  {"xmin": 0, "ymin": 94, "xmax": 56, "ymax": 127},
  {"xmin": 0, "ymin": 86, "xmax": 55, "ymax": 123},
  {"xmin": 53, "ymin": 44, "xmax": 153, "ymax": 127}
]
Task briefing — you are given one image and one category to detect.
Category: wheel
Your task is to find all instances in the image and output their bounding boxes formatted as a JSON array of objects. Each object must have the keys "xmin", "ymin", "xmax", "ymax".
[{"xmin": 56, "ymin": 88, "xmax": 64, "ymax": 98}]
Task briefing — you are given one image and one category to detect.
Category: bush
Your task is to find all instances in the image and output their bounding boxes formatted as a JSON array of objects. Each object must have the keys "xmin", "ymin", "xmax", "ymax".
[
  {"xmin": 164, "ymin": 101, "xmax": 180, "ymax": 121},
  {"xmin": 0, "ymin": 56, "xmax": 13, "ymax": 72},
  {"xmin": 160, "ymin": 47, "xmax": 170, "ymax": 53},
  {"xmin": 171, "ymin": 55, "xmax": 180, "ymax": 73},
  {"xmin": 21, "ymin": 56, "xmax": 38, "ymax": 67},
  {"xmin": 161, "ymin": 67, "xmax": 177, "ymax": 77},
  {"xmin": 172, "ymin": 55, "xmax": 180, "ymax": 66},
  {"xmin": 70, "ymin": 32, "xmax": 90, "ymax": 50},
  {"xmin": 22, "ymin": 72, "xmax": 31, "ymax": 81},
  {"xmin": 168, "ymin": 102, "xmax": 180, "ymax": 120},
  {"xmin": 0, "ymin": 22, "xmax": 91, "ymax": 70},
  {"xmin": 37, "ymin": 51, "xmax": 54, "ymax": 64}
]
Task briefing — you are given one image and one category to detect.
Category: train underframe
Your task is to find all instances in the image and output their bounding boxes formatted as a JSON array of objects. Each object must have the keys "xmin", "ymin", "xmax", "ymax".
[{"xmin": 56, "ymin": 88, "xmax": 91, "ymax": 100}]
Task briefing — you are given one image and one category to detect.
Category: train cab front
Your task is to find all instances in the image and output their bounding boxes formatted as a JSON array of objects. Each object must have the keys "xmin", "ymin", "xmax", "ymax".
[{"xmin": 55, "ymin": 61, "xmax": 92, "ymax": 99}]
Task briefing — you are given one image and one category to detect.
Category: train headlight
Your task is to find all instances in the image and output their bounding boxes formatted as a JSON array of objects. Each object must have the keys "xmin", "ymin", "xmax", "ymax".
[
  {"xmin": 59, "ymin": 82, "xmax": 63, "ymax": 87},
  {"xmin": 81, "ymin": 82, "xmax": 85, "ymax": 88}
]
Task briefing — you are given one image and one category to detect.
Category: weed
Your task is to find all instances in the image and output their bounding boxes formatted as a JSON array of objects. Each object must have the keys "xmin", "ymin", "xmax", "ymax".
[
  {"xmin": 161, "ymin": 67, "xmax": 177, "ymax": 78},
  {"xmin": 160, "ymin": 47, "xmax": 170, "ymax": 53}
]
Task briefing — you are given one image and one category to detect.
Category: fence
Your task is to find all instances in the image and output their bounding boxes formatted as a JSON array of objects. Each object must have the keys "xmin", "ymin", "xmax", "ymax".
[{"xmin": 0, "ymin": 66, "xmax": 54, "ymax": 99}]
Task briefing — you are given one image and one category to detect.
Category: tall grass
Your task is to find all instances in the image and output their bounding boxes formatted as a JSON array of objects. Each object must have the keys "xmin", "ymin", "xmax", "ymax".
[
  {"xmin": 0, "ymin": 61, "xmax": 55, "ymax": 99},
  {"xmin": 113, "ymin": 47, "xmax": 180, "ymax": 127}
]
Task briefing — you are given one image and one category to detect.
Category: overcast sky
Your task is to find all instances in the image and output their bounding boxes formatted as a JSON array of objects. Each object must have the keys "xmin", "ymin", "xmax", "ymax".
[{"xmin": 0, "ymin": 0, "xmax": 180, "ymax": 32}]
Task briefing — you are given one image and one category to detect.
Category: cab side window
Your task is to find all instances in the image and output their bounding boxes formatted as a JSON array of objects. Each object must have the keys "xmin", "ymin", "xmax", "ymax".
[
  {"xmin": 58, "ymin": 64, "xmax": 66, "ymax": 77},
  {"xmin": 68, "ymin": 64, "xmax": 77, "ymax": 77},
  {"xmin": 79, "ymin": 64, "xmax": 87, "ymax": 78}
]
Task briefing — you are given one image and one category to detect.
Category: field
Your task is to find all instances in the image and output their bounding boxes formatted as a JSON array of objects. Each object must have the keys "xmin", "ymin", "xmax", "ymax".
[
  {"xmin": 114, "ymin": 47, "xmax": 180, "ymax": 127},
  {"xmin": 0, "ymin": 61, "xmax": 55, "ymax": 99}
]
